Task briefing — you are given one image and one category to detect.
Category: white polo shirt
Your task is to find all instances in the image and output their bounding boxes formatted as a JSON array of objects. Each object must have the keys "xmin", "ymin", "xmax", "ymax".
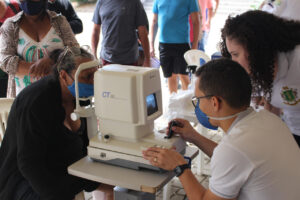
[
  {"xmin": 209, "ymin": 109, "xmax": 300, "ymax": 200},
  {"xmin": 271, "ymin": 45, "xmax": 300, "ymax": 136}
]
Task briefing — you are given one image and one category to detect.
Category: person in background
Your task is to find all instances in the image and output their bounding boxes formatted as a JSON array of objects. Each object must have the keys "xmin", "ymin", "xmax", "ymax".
[
  {"xmin": 143, "ymin": 58, "xmax": 300, "ymax": 200},
  {"xmin": 0, "ymin": 0, "xmax": 79, "ymax": 98},
  {"xmin": 197, "ymin": 0, "xmax": 219, "ymax": 52},
  {"xmin": 150, "ymin": 0, "xmax": 200, "ymax": 93},
  {"xmin": 0, "ymin": 0, "xmax": 20, "ymax": 26},
  {"xmin": 0, "ymin": 47, "xmax": 113, "ymax": 200},
  {"xmin": 0, "ymin": 0, "xmax": 20, "ymax": 97},
  {"xmin": 47, "ymin": 0, "xmax": 83, "ymax": 34},
  {"xmin": 273, "ymin": 0, "xmax": 300, "ymax": 21},
  {"xmin": 91, "ymin": 0, "xmax": 150, "ymax": 67},
  {"xmin": 220, "ymin": 10, "xmax": 300, "ymax": 146}
]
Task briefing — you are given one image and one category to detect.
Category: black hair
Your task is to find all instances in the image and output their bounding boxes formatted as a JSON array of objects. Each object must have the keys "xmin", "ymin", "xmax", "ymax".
[
  {"xmin": 196, "ymin": 58, "xmax": 252, "ymax": 109},
  {"xmin": 49, "ymin": 47, "xmax": 94, "ymax": 78},
  {"xmin": 220, "ymin": 10, "xmax": 300, "ymax": 101}
]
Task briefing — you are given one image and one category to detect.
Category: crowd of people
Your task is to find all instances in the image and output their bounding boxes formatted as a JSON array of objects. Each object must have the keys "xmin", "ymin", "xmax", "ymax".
[{"xmin": 0, "ymin": 0, "xmax": 299, "ymax": 199}]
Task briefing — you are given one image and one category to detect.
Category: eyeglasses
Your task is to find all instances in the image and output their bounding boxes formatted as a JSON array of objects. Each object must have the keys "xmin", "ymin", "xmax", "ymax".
[
  {"xmin": 56, "ymin": 46, "xmax": 72, "ymax": 73},
  {"xmin": 191, "ymin": 95, "xmax": 213, "ymax": 108}
]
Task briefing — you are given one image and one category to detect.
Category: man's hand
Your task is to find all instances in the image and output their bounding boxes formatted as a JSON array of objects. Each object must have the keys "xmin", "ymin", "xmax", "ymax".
[
  {"xmin": 167, "ymin": 118, "xmax": 198, "ymax": 143},
  {"xmin": 29, "ymin": 57, "xmax": 53, "ymax": 78},
  {"xmin": 143, "ymin": 58, "xmax": 151, "ymax": 67},
  {"xmin": 143, "ymin": 147, "xmax": 187, "ymax": 170}
]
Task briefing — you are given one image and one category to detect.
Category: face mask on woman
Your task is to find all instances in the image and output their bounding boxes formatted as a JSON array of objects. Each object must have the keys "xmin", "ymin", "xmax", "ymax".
[
  {"xmin": 20, "ymin": 0, "xmax": 47, "ymax": 16},
  {"xmin": 67, "ymin": 82, "xmax": 94, "ymax": 98}
]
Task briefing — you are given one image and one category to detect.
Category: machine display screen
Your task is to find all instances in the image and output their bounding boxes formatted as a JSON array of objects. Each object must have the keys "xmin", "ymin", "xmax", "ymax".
[{"xmin": 146, "ymin": 93, "xmax": 158, "ymax": 116}]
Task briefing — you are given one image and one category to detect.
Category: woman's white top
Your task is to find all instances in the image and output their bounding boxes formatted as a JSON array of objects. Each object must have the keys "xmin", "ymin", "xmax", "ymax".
[
  {"xmin": 16, "ymin": 27, "xmax": 64, "ymax": 95},
  {"xmin": 271, "ymin": 45, "xmax": 300, "ymax": 136}
]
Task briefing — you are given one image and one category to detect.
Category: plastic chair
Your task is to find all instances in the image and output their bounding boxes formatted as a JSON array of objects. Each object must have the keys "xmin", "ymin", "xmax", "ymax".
[
  {"xmin": 184, "ymin": 49, "xmax": 210, "ymax": 73},
  {"xmin": 0, "ymin": 98, "xmax": 14, "ymax": 143},
  {"xmin": 184, "ymin": 49, "xmax": 211, "ymax": 91}
]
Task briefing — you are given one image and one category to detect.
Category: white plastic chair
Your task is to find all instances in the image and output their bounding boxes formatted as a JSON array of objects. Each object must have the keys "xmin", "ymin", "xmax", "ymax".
[
  {"xmin": 184, "ymin": 50, "xmax": 211, "ymax": 91},
  {"xmin": 0, "ymin": 98, "xmax": 14, "ymax": 143},
  {"xmin": 184, "ymin": 49, "xmax": 210, "ymax": 71}
]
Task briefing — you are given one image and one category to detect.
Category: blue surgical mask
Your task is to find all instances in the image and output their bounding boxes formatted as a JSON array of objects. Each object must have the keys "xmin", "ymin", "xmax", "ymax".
[
  {"xmin": 20, "ymin": 1, "xmax": 46, "ymax": 16},
  {"xmin": 195, "ymin": 104, "xmax": 218, "ymax": 130},
  {"xmin": 195, "ymin": 102, "xmax": 249, "ymax": 130},
  {"xmin": 67, "ymin": 82, "xmax": 94, "ymax": 98}
]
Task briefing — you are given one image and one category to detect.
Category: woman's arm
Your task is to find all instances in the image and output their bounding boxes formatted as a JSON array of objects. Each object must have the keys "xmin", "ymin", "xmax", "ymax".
[{"xmin": 0, "ymin": 20, "xmax": 20, "ymax": 75}]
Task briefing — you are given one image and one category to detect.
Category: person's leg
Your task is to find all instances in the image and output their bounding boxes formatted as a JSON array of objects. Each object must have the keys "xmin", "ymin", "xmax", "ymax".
[
  {"xmin": 159, "ymin": 43, "xmax": 176, "ymax": 93},
  {"xmin": 93, "ymin": 184, "xmax": 114, "ymax": 200},
  {"xmin": 198, "ymin": 31, "xmax": 205, "ymax": 51},
  {"xmin": 168, "ymin": 73, "xmax": 178, "ymax": 93},
  {"xmin": 173, "ymin": 43, "xmax": 190, "ymax": 90},
  {"xmin": 178, "ymin": 74, "xmax": 190, "ymax": 90}
]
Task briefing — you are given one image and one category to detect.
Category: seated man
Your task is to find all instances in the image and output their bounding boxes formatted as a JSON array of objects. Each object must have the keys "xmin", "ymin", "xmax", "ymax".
[
  {"xmin": 143, "ymin": 58, "xmax": 300, "ymax": 200},
  {"xmin": 0, "ymin": 47, "xmax": 113, "ymax": 200}
]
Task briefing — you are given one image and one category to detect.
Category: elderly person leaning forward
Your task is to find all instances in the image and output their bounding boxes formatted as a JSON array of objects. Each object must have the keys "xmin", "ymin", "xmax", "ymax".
[
  {"xmin": 0, "ymin": 47, "xmax": 113, "ymax": 200},
  {"xmin": 143, "ymin": 58, "xmax": 300, "ymax": 200}
]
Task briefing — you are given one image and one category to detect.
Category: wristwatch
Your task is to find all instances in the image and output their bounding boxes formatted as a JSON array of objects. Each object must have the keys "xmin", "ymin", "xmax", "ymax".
[{"xmin": 174, "ymin": 164, "xmax": 191, "ymax": 177}]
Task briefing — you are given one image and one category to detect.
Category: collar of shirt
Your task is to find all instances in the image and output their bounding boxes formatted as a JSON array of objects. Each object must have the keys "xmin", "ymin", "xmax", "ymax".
[{"xmin": 226, "ymin": 107, "xmax": 254, "ymax": 134}]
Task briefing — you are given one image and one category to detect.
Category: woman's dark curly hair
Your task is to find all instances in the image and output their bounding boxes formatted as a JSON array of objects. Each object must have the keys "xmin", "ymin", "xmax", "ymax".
[{"xmin": 220, "ymin": 10, "xmax": 300, "ymax": 101}]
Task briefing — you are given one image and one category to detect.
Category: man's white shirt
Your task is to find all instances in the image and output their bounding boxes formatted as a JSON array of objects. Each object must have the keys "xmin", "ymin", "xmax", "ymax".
[{"xmin": 209, "ymin": 109, "xmax": 300, "ymax": 200}]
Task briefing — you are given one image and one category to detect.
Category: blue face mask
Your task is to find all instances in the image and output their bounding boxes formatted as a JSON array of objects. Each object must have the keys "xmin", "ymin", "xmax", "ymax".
[
  {"xmin": 67, "ymin": 82, "xmax": 94, "ymax": 98},
  {"xmin": 195, "ymin": 101, "xmax": 250, "ymax": 130},
  {"xmin": 20, "ymin": 1, "xmax": 46, "ymax": 16},
  {"xmin": 195, "ymin": 104, "xmax": 218, "ymax": 130}
]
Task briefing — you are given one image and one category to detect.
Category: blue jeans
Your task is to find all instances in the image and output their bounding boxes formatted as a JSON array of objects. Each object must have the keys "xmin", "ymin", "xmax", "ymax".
[{"xmin": 198, "ymin": 31, "xmax": 209, "ymax": 52}]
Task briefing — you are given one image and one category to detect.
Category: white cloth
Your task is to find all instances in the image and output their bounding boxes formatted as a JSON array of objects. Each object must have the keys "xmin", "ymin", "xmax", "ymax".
[
  {"xmin": 209, "ymin": 109, "xmax": 300, "ymax": 200},
  {"xmin": 273, "ymin": 0, "xmax": 300, "ymax": 21},
  {"xmin": 271, "ymin": 45, "xmax": 300, "ymax": 136},
  {"xmin": 15, "ymin": 27, "xmax": 64, "ymax": 95}
]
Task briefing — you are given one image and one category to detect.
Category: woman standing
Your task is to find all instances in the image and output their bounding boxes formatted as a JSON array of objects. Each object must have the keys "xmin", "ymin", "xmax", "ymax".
[
  {"xmin": 220, "ymin": 10, "xmax": 300, "ymax": 146},
  {"xmin": 0, "ymin": 0, "xmax": 79, "ymax": 97}
]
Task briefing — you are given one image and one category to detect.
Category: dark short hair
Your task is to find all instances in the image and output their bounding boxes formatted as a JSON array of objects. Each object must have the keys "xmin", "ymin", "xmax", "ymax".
[{"xmin": 196, "ymin": 58, "xmax": 252, "ymax": 109}]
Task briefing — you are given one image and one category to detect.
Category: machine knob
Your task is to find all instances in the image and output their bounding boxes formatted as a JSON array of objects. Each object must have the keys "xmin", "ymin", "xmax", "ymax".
[{"xmin": 71, "ymin": 112, "xmax": 79, "ymax": 121}]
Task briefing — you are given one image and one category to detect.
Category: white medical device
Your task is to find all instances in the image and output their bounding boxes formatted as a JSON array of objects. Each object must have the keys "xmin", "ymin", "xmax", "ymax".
[{"xmin": 80, "ymin": 64, "xmax": 186, "ymax": 171}]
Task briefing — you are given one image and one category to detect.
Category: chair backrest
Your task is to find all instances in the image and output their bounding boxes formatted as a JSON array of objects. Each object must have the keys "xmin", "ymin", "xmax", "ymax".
[
  {"xmin": 184, "ymin": 49, "xmax": 211, "ymax": 69},
  {"xmin": 0, "ymin": 98, "xmax": 14, "ymax": 143}
]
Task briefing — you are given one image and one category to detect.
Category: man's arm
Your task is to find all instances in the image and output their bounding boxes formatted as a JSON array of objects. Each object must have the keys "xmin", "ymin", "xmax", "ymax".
[
  {"xmin": 63, "ymin": 0, "xmax": 83, "ymax": 34},
  {"xmin": 143, "ymin": 147, "xmax": 235, "ymax": 200},
  {"xmin": 91, "ymin": 23, "xmax": 101, "ymax": 59},
  {"xmin": 138, "ymin": 26, "xmax": 150, "ymax": 67},
  {"xmin": 149, "ymin": 14, "xmax": 158, "ymax": 57},
  {"xmin": 190, "ymin": 11, "xmax": 200, "ymax": 49}
]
